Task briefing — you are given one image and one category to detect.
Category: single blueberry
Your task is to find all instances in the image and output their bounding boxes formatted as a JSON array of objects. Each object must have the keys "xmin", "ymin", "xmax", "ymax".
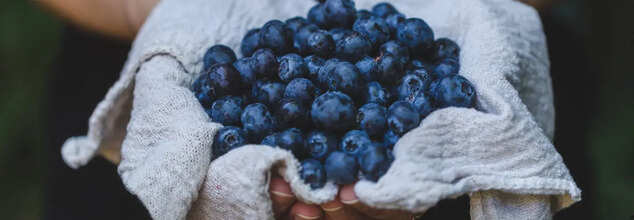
[
  {"xmin": 329, "ymin": 28, "xmax": 353, "ymax": 42},
  {"xmin": 192, "ymin": 74, "xmax": 215, "ymax": 108},
  {"xmin": 324, "ymin": 61, "xmax": 364, "ymax": 98},
  {"xmin": 203, "ymin": 45, "xmax": 237, "ymax": 71},
  {"xmin": 305, "ymin": 131, "xmax": 337, "ymax": 161},
  {"xmin": 276, "ymin": 98, "xmax": 310, "ymax": 129},
  {"xmin": 206, "ymin": 63, "xmax": 243, "ymax": 97},
  {"xmin": 383, "ymin": 130, "xmax": 399, "ymax": 149},
  {"xmin": 364, "ymin": 81, "xmax": 391, "ymax": 106},
  {"xmin": 294, "ymin": 24, "xmax": 320, "ymax": 55},
  {"xmin": 307, "ymin": 30, "xmax": 335, "ymax": 57},
  {"xmin": 261, "ymin": 133, "xmax": 279, "ymax": 146},
  {"xmin": 323, "ymin": 0, "xmax": 357, "ymax": 28},
  {"xmin": 278, "ymin": 53, "xmax": 308, "ymax": 82},
  {"xmin": 387, "ymin": 101, "xmax": 420, "ymax": 136},
  {"xmin": 286, "ymin": 16, "xmax": 309, "ymax": 33},
  {"xmin": 372, "ymin": 2, "xmax": 398, "ymax": 18},
  {"xmin": 251, "ymin": 48, "xmax": 278, "ymax": 79},
  {"xmin": 379, "ymin": 40, "xmax": 409, "ymax": 65},
  {"xmin": 355, "ymin": 56, "xmax": 379, "ymax": 82},
  {"xmin": 277, "ymin": 128, "xmax": 306, "ymax": 158},
  {"xmin": 316, "ymin": 58, "xmax": 340, "ymax": 88},
  {"xmin": 410, "ymin": 91, "xmax": 435, "ymax": 118},
  {"xmin": 241, "ymin": 28, "xmax": 260, "ymax": 57},
  {"xmin": 433, "ymin": 38, "xmax": 460, "ymax": 61},
  {"xmin": 358, "ymin": 143, "xmax": 391, "ymax": 182},
  {"xmin": 385, "ymin": 13, "xmax": 406, "ymax": 34},
  {"xmin": 395, "ymin": 74, "xmax": 425, "ymax": 101},
  {"xmin": 356, "ymin": 103, "xmax": 387, "ymax": 138},
  {"xmin": 356, "ymin": 9, "xmax": 373, "ymax": 20},
  {"xmin": 259, "ymin": 20, "xmax": 293, "ymax": 55},
  {"xmin": 353, "ymin": 16, "xmax": 390, "ymax": 48},
  {"xmin": 300, "ymin": 159, "xmax": 327, "ymax": 189},
  {"xmin": 407, "ymin": 68, "xmax": 434, "ymax": 87},
  {"xmin": 433, "ymin": 57, "xmax": 460, "ymax": 78},
  {"xmin": 396, "ymin": 18, "xmax": 435, "ymax": 57},
  {"xmin": 241, "ymin": 103, "xmax": 276, "ymax": 142},
  {"xmin": 233, "ymin": 57, "xmax": 256, "ymax": 86},
  {"xmin": 324, "ymin": 151, "xmax": 358, "ymax": 184},
  {"xmin": 430, "ymin": 75, "xmax": 477, "ymax": 109},
  {"xmin": 376, "ymin": 54, "xmax": 404, "ymax": 85},
  {"xmin": 284, "ymin": 78, "xmax": 321, "ymax": 106},
  {"xmin": 304, "ymin": 55, "xmax": 325, "ymax": 82},
  {"xmin": 251, "ymin": 81, "xmax": 285, "ymax": 108},
  {"xmin": 311, "ymin": 91, "xmax": 356, "ymax": 132},
  {"xmin": 308, "ymin": 4, "xmax": 327, "ymax": 28},
  {"xmin": 335, "ymin": 31, "xmax": 372, "ymax": 62},
  {"xmin": 212, "ymin": 126, "xmax": 246, "ymax": 159},
  {"xmin": 209, "ymin": 96, "xmax": 243, "ymax": 126},
  {"xmin": 340, "ymin": 130, "xmax": 372, "ymax": 157}
]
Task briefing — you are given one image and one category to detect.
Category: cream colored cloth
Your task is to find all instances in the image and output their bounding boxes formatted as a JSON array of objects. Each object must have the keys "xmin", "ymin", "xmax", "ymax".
[{"xmin": 61, "ymin": 0, "xmax": 580, "ymax": 219}]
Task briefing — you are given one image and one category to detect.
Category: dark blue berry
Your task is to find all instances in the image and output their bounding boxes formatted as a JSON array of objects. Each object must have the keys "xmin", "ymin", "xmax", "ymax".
[
  {"xmin": 385, "ymin": 13, "xmax": 406, "ymax": 34},
  {"xmin": 284, "ymin": 78, "xmax": 321, "ymax": 106},
  {"xmin": 356, "ymin": 103, "xmax": 387, "ymax": 138},
  {"xmin": 207, "ymin": 63, "xmax": 243, "ymax": 97},
  {"xmin": 323, "ymin": 61, "xmax": 364, "ymax": 98},
  {"xmin": 335, "ymin": 31, "xmax": 372, "ymax": 62},
  {"xmin": 355, "ymin": 56, "xmax": 379, "ymax": 82},
  {"xmin": 379, "ymin": 40, "xmax": 409, "ymax": 65},
  {"xmin": 261, "ymin": 133, "xmax": 279, "ymax": 146},
  {"xmin": 324, "ymin": 151, "xmax": 358, "ymax": 184},
  {"xmin": 387, "ymin": 101, "xmax": 420, "ymax": 136},
  {"xmin": 329, "ymin": 28, "xmax": 353, "ymax": 42},
  {"xmin": 364, "ymin": 81, "xmax": 391, "ymax": 106},
  {"xmin": 294, "ymin": 24, "xmax": 320, "ymax": 55},
  {"xmin": 311, "ymin": 91, "xmax": 356, "ymax": 132},
  {"xmin": 433, "ymin": 57, "xmax": 460, "ymax": 78},
  {"xmin": 408, "ymin": 68, "xmax": 434, "ymax": 86},
  {"xmin": 286, "ymin": 16, "xmax": 309, "ymax": 33},
  {"xmin": 308, "ymin": 4, "xmax": 327, "ymax": 28},
  {"xmin": 209, "ymin": 96, "xmax": 243, "ymax": 126},
  {"xmin": 353, "ymin": 16, "xmax": 390, "ymax": 48},
  {"xmin": 358, "ymin": 143, "xmax": 391, "ymax": 182},
  {"xmin": 203, "ymin": 45, "xmax": 237, "ymax": 71},
  {"xmin": 276, "ymin": 98, "xmax": 310, "ymax": 129},
  {"xmin": 241, "ymin": 29, "xmax": 261, "ymax": 57},
  {"xmin": 278, "ymin": 53, "xmax": 308, "ymax": 82},
  {"xmin": 304, "ymin": 55, "xmax": 325, "ymax": 81},
  {"xmin": 323, "ymin": 0, "xmax": 357, "ymax": 28},
  {"xmin": 356, "ymin": 9, "xmax": 373, "ymax": 20},
  {"xmin": 212, "ymin": 126, "xmax": 246, "ymax": 159},
  {"xmin": 277, "ymin": 128, "xmax": 306, "ymax": 158},
  {"xmin": 410, "ymin": 91, "xmax": 435, "ymax": 118},
  {"xmin": 300, "ymin": 159, "xmax": 327, "ymax": 189},
  {"xmin": 434, "ymin": 38, "xmax": 460, "ymax": 61},
  {"xmin": 192, "ymin": 74, "xmax": 215, "ymax": 108},
  {"xmin": 376, "ymin": 54, "xmax": 404, "ymax": 85},
  {"xmin": 308, "ymin": 30, "xmax": 335, "ymax": 57},
  {"xmin": 251, "ymin": 48, "xmax": 278, "ymax": 79},
  {"xmin": 407, "ymin": 58, "xmax": 433, "ymax": 72},
  {"xmin": 259, "ymin": 20, "xmax": 293, "ymax": 55},
  {"xmin": 305, "ymin": 131, "xmax": 337, "ymax": 161},
  {"xmin": 372, "ymin": 2, "xmax": 398, "ymax": 18},
  {"xmin": 241, "ymin": 103, "xmax": 276, "ymax": 142},
  {"xmin": 383, "ymin": 130, "xmax": 399, "ymax": 149},
  {"xmin": 251, "ymin": 81, "xmax": 285, "ymax": 108},
  {"xmin": 233, "ymin": 57, "xmax": 256, "ymax": 86},
  {"xmin": 340, "ymin": 130, "xmax": 372, "ymax": 157},
  {"xmin": 395, "ymin": 74, "xmax": 425, "ymax": 101},
  {"xmin": 316, "ymin": 58, "xmax": 340, "ymax": 88},
  {"xmin": 430, "ymin": 75, "xmax": 477, "ymax": 109},
  {"xmin": 396, "ymin": 18, "xmax": 434, "ymax": 57}
]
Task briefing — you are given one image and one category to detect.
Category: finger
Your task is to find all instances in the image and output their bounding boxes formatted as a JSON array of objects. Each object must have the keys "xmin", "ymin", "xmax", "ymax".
[
  {"xmin": 269, "ymin": 176, "xmax": 296, "ymax": 217},
  {"xmin": 339, "ymin": 184, "xmax": 412, "ymax": 220},
  {"xmin": 321, "ymin": 200, "xmax": 366, "ymax": 220},
  {"xmin": 289, "ymin": 202, "xmax": 323, "ymax": 220}
]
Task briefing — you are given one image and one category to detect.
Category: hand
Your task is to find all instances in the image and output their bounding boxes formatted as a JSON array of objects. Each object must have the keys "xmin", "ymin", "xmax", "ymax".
[{"xmin": 269, "ymin": 175, "xmax": 413, "ymax": 220}]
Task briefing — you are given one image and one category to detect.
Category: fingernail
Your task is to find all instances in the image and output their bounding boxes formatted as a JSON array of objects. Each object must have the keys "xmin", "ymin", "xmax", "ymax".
[
  {"xmin": 295, "ymin": 213, "xmax": 320, "ymax": 220},
  {"xmin": 322, "ymin": 206, "xmax": 343, "ymax": 212},
  {"xmin": 271, "ymin": 191, "xmax": 294, "ymax": 198},
  {"xmin": 339, "ymin": 184, "xmax": 359, "ymax": 204}
]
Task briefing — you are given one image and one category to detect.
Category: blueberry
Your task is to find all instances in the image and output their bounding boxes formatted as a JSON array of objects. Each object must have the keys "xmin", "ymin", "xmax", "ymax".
[
  {"xmin": 305, "ymin": 131, "xmax": 337, "ymax": 161},
  {"xmin": 300, "ymin": 159, "xmax": 327, "ymax": 189},
  {"xmin": 277, "ymin": 128, "xmax": 306, "ymax": 158},
  {"xmin": 323, "ymin": 0, "xmax": 357, "ymax": 28},
  {"xmin": 307, "ymin": 30, "xmax": 335, "ymax": 57},
  {"xmin": 433, "ymin": 38, "xmax": 460, "ymax": 61},
  {"xmin": 241, "ymin": 103, "xmax": 276, "ymax": 142},
  {"xmin": 192, "ymin": 74, "xmax": 215, "ymax": 108},
  {"xmin": 241, "ymin": 28, "xmax": 261, "ymax": 57},
  {"xmin": 323, "ymin": 61, "xmax": 364, "ymax": 98},
  {"xmin": 259, "ymin": 20, "xmax": 293, "ymax": 55},
  {"xmin": 395, "ymin": 74, "xmax": 425, "ymax": 101},
  {"xmin": 212, "ymin": 126, "xmax": 246, "ymax": 159},
  {"xmin": 340, "ymin": 130, "xmax": 372, "ymax": 157},
  {"xmin": 358, "ymin": 143, "xmax": 391, "ymax": 182},
  {"xmin": 278, "ymin": 53, "xmax": 308, "ymax": 82},
  {"xmin": 363, "ymin": 81, "xmax": 391, "ymax": 106},
  {"xmin": 355, "ymin": 56, "xmax": 379, "ymax": 82},
  {"xmin": 284, "ymin": 78, "xmax": 321, "ymax": 106},
  {"xmin": 335, "ymin": 31, "xmax": 372, "ymax": 62},
  {"xmin": 233, "ymin": 57, "xmax": 256, "ymax": 86},
  {"xmin": 203, "ymin": 45, "xmax": 237, "ymax": 71},
  {"xmin": 286, "ymin": 16, "xmax": 309, "ymax": 33},
  {"xmin": 386, "ymin": 148, "xmax": 395, "ymax": 162},
  {"xmin": 316, "ymin": 58, "xmax": 340, "ymax": 88},
  {"xmin": 329, "ymin": 28, "xmax": 353, "ymax": 42},
  {"xmin": 276, "ymin": 98, "xmax": 310, "ymax": 129},
  {"xmin": 407, "ymin": 58, "xmax": 433, "ymax": 72},
  {"xmin": 324, "ymin": 151, "xmax": 358, "ymax": 184},
  {"xmin": 408, "ymin": 68, "xmax": 434, "ymax": 86},
  {"xmin": 356, "ymin": 103, "xmax": 387, "ymax": 138},
  {"xmin": 410, "ymin": 91, "xmax": 435, "ymax": 118},
  {"xmin": 251, "ymin": 81, "xmax": 285, "ymax": 108},
  {"xmin": 206, "ymin": 63, "xmax": 243, "ymax": 97},
  {"xmin": 356, "ymin": 9, "xmax": 374, "ymax": 20},
  {"xmin": 304, "ymin": 55, "xmax": 325, "ymax": 81},
  {"xmin": 379, "ymin": 40, "xmax": 409, "ymax": 65},
  {"xmin": 385, "ymin": 13, "xmax": 406, "ymax": 34},
  {"xmin": 430, "ymin": 75, "xmax": 477, "ymax": 109},
  {"xmin": 383, "ymin": 130, "xmax": 399, "ymax": 149},
  {"xmin": 294, "ymin": 24, "xmax": 320, "ymax": 55},
  {"xmin": 308, "ymin": 4, "xmax": 327, "ymax": 28},
  {"xmin": 376, "ymin": 54, "xmax": 404, "ymax": 85},
  {"xmin": 209, "ymin": 96, "xmax": 243, "ymax": 126},
  {"xmin": 261, "ymin": 133, "xmax": 279, "ymax": 146},
  {"xmin": 353, "ymin": 16, "xmax": 390, "ymax": 48},
  {"xmin": 387, "ymin": 101, "xmax": 420, "ymax": 136},
  {"xmin": 433, "ymin": 57, "xmax": 460, "ymax": 78},
  {"xmin": 311, "ymin": 91, "xmax": 356, "ymax": 132},
  {"xmin": 396, "ymin": 18, "xmax": 434, "ymax": 57},
  {"xmin": 251, "ymin": 48, "xmax": 278, "ymax": 79},
  {"xmin": 372, "ymin": 2, "xmax": 398, "ymax": 18}
]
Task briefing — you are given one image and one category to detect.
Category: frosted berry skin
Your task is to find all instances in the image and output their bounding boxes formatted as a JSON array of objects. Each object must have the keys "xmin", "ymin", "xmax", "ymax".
[
  {"xmin": 395, "ymin": 74, "xmax": 425, "ymax": 102},
  {"xmin": 335, "ymin": 31, "xmax": 372, "ymax": 62},
  {"xmin": 329, "ymin": 28, "xmax": 353, "ymax": 42},
  {"xmin": 209, "ymin": 96, "xmax": 244, "ymax": 126},
  {"xmin": 241, "ymin": 103, "xmax": 276, "ymax": 142},
  {"xmin": 206, "ymin": 63, "xmax": 243, "ymax": 97},
  {"xmin": 259, "ymin": 20, "xmax": 293, "ymax": 55},
  {"xmin": 385, "ymin": 13, "xmax": 406, "ymax": 34},
  {"xmin": 233, "ymin": 57, "xmax": 256, "ymax": 86},
  {"xmin": 383, "ymin": 129, "xmax": 399, "ymax": 149},
  {"xmin": 316, "ymin": 58, "xmax": 341, "ymax": 88},
  {"xmin": 251, "ymin": 81, "xmax": 285, "ymax": 108},
  {"xmin": 433, "ymin": 38, "xmax": 460, "ymax": 61},
  {"xmin": 356, "ymin": 56, "xmax": 379, "ymax": 82},
  {"xmin": 261, "ymin": 133, "xmax": 279, "ymax": 146},
  {"xmin": 376, "ymin": 54, "xmax": 404, "ymax": 85},
  {"xmin": 433, "ymin": 57, "xmax": 460, "ymax": 78},
  {"xmin": 430, "ymin": 75, "xmax": 477, "ymax": 109},
  {"xmin": 387, "ymin": 101, "xmax": 420, "ymax": 136},
  {"xmin": 277, "ymin": 128, "xmax": 306, "ymax": 158},
  {"xmin": 311, "ymin": 92, "xmax": 356, "ymax": 132},
  {"xmin": 324, "ymin": 61, "xmax": 365, "ymax": 99},
  {"xmin": 304, "ymin": 55, "xmax": 325, "ymax": 81},
  {"xmin": 192, "ymin": 74, "xmax": 215, "ymax": 108},
  {"xmin": 276, "ymin": 98, "xmax": 310, "ymax": 129},
  {"xmin": 251, "ymin": 48, "xmax": 278, "ymax": 79},
  {"xmin": 307, "ymin": 30, "xmax": 335, "ymax": 57},
  {"xmin": 300, "ymin": 159, "xmax": 327, "ymax": 189},
  {"xmin": 305, "ymin": 131, "xmax": 337, "ymax": 161},
  {"xmin": 278, "ymin": 53, "xmax": 308, "ymax": 83},
  {"xmin": 325, "ymin": 151, "xmax": 358, "ymax": 184},
  {"xmin": 410, "ymin": 91, "xmax": 436, "ymax": 118},
  {"xmin": 379, "ymin": 40, "xmax": 410, "ymax": 65},
  {"xmin": 396, "ymin": 18, "xmax": 435, "ymax": 57},
  {"xmin": 203, "ymin": 45, "xmax": 237, "ymax": 71},
  {"xmin": 372, "ymin": 2, "xmax": 398, "ymax": 18},
  {"xmin": 356, "ymin": 103, "xmax": 387, "ymax": 138},
  {"xmin": 356, "ymin": 9, "xmax": 373, "ymax": 20},
  {"xmin": 212, "ymin": 126, "xmax": 246, "ymax": 159},
  {"xmin": 340, "ymin": 130, "xmax": 372, "ymax": 157},
  {"xmin": 241, "ymin": 28, "xmax": 261, "ymax": 57},
  {"xmin": 308, "ymin": 4, "xmax": 327, "ymax": 28},
  {"xmin": 323, "ymin": 0, "xmax": 357, "ymax": 29},
  {"xmin": 284, "ymin": 78, "xmax": 321, "ymax": 106},
  {"xmin": 294, "ymin": 24, "xmax": 320, "ymax": 55},
  {"xmin": 408, "ymin": 68, "xmax": 434, "ymax": 88},
  {"xmin": 363, "ymin": 81, "xmax": 391, "ymax": 106},
  {"xmin": 353, "ymin": 16, "xmax": 390, "ymax": 48},
  {"xmin": 358, "ymin": 143, "xmax": 391, "ymax": 181},
  {"xmin": 286, "ymin": 16, "xmax": 309, "ymax": 33}
]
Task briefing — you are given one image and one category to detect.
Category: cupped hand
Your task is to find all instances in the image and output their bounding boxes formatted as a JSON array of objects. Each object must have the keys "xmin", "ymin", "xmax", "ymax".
[{"xmin": 269, "ymin": 176, "xmax": 413, "ymax": 220}]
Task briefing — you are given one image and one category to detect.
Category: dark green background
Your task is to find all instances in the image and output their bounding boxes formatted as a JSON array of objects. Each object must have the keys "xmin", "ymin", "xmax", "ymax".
[{"xmin": 0, "ymin": 0, "xmax": 632, "ymax": 219}]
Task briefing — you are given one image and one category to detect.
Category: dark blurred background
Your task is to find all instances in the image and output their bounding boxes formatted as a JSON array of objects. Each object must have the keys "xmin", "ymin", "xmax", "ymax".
[{"xmin": 0, "ymin": 0, "xmax": 632, "ymax": 219}]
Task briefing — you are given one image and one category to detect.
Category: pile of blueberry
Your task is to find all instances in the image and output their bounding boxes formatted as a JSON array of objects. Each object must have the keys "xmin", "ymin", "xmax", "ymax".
[{"xmin": 192, "ymin": 0, "xmax": 477, "ymax": 189}]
